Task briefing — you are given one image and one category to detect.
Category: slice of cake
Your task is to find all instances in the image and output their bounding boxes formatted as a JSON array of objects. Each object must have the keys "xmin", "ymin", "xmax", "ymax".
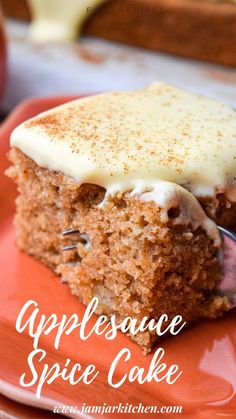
[{"xmin": 7, "ymin": 83, "xmax": 235, "ymax": 353}]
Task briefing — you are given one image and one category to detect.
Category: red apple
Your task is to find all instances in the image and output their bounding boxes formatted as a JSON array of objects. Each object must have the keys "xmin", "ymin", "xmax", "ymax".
[{"xmin": 0, "ymin": 7, "xmax": 7, "ymax": 101}]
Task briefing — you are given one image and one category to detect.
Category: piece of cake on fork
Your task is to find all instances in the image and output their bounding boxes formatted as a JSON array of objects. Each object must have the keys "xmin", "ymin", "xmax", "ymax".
[{"xmin": 7, "ymin": 83, "xmax": 236, "ymax": 353}]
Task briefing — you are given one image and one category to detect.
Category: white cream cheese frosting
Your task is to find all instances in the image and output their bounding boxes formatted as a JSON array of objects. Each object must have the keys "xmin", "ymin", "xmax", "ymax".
[
  {"xmin": 27, "ymin": 0, "xmax": 107, "ymax": 42},
  {"xmin": 11, "ymin": 83, "xmax": 236, "ymax": 198},
  {"xmin": 10, "ymin": 82, "xmax": 236, "ymax": 244}
]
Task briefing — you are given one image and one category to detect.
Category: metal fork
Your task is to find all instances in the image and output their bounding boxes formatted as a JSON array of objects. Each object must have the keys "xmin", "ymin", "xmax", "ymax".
[
  {"xmin": 217, "ymin": 226, "xmax": 236, "ymax": 307},
  {"xmin": 62, "ymin": 229, "xmax": 89, "ymax": 250},
  {"xmin": 62, "ymin": 226, "xmax": 236, "ymax": 308}
]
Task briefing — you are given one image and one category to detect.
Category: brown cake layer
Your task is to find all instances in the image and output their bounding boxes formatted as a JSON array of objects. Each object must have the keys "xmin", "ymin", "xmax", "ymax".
[
  {"xmin": 3, "ymin": 0, "xmax": 236, "ymax": 67},
  {"xmin": 7, "ymin": 148, "xmax": 232, "ymax": 353}
]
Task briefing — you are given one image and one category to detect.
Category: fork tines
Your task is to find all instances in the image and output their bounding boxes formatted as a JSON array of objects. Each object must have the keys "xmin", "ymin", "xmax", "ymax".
[
  {"xmin": 62, "ymin": 244, "xmax": 78, "ymax": 251},
  {"xmin": 62, "ymin": 229, "xmax": 80, "ymax": 236},
  {"xmin": 62, "ymin": 228, "xmax": 80, "ymax": 251}
]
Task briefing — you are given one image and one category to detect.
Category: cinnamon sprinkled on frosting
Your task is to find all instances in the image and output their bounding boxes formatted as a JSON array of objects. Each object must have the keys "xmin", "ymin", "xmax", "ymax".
[{"xmin": 11, "ymin": 83, "xmax": 236, "ymax": 203}]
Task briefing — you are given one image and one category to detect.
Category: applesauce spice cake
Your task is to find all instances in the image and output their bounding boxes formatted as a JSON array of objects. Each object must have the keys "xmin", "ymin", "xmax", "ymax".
[{"xmin": 8, "ymin": 83, "xmax": 236, "ymax": 353}]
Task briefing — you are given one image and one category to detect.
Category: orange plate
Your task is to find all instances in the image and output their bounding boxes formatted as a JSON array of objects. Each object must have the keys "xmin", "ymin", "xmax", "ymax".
[{"xmin": 0, "ymin": 97, "xmax": 235, "ymax": 419}]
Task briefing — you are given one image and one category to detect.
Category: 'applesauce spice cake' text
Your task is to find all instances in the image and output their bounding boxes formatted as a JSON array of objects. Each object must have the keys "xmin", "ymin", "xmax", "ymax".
[{"xmin": 8, "ymin": 83, "xmax": 236, "ymax": 352}]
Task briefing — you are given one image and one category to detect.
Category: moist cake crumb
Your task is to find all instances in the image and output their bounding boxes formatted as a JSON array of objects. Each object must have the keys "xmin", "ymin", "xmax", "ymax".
[{"xmin": 7, "ymin": 148, "xmax": 232, "ymax": 353}]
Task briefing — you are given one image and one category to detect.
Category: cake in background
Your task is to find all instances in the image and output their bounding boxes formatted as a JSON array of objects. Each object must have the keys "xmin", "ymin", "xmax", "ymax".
[{"xmin": 2, "ymin": 0, "xmax": 236, "ymax": 67}]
